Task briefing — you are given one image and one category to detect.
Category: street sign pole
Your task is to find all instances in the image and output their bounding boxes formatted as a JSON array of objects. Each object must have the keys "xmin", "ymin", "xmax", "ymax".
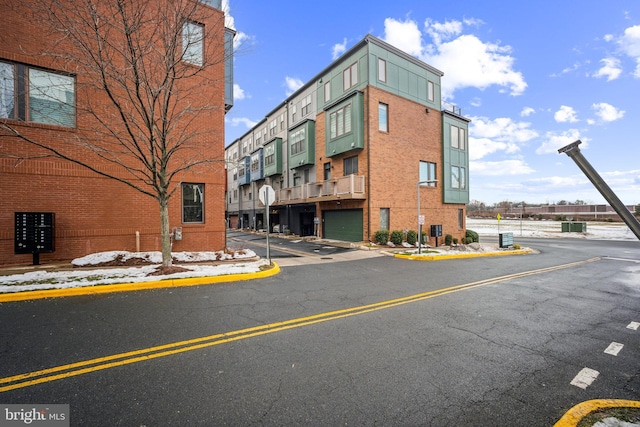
[{"xmin": 265, "ymin": 191, "xmax": 270, "ymax": 262}]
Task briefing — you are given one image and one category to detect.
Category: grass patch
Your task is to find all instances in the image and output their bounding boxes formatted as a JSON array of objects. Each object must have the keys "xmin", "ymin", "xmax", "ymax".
[{"xmin": 578, "ymin": 407, "xmax": 640, "ymax": 427}]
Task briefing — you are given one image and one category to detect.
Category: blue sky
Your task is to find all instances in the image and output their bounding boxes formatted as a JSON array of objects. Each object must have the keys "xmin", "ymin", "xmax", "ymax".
[{"xmin": 223, "ymin": 1, "xmax": 640, "ymax": 206}]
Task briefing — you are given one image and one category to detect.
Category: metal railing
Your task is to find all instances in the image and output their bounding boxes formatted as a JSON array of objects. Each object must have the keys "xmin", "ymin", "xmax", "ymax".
[{"xmin": 275, "ymin": 174, "xmax": 365, "ymax": 204}]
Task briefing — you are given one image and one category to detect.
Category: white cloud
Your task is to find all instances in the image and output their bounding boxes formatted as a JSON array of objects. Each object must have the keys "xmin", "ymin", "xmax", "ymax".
[
  {"xmin": 554, "ymin": 105, "xmax": 579, "ymax": 123},
  {"xmin": 383, "ymin": 17, "xmax": 424, "ymax": 57},
  {"xmin": 222, "ymin": 0, "xmax": 235, "ymax": 30},
  {"xmin": 592, "ymin": 57, "xmax": 622, "ymax": 81},
  {"xmin": 520, "ymin": 107, "xmax": 535, "ymax": 117},
  {"xmin": 233, "ymin": 83, "xmax": 248, "ymax": 101},
  {"xmin": 470, "ymin": 159, "xmax": 535, "ymax": 176},
  {"xmin": 536, "ymin": 129, "xmax": 584, "ymax": 154},
  {"xmin": 284, "ymin": 76, "xmax": 304, "ymax": 96},
  {"xmin": 469, "ymin": 117, "xmax": 538, "ymax": 160},
  {"xmin": 381, "ymin": 17, "xmax": 527, "ymax": 98},
  {"xmin": 226, "ymin": 117, "xmax": 258, "ymax": 129},
  {"xmin": 617, "ymin": 25, "xmax": 640, "ymax": 77},
  {"xmin": 592, "ymin": 102, "xmax": 625, "ymax": 122},
  {"xmin": 332, "ymin": 38, "xmax": 348, "ymax": 60}
]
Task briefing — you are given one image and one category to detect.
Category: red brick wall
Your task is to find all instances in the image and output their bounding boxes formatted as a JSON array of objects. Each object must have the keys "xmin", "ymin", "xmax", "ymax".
[{"xmin": 0, "ymin": 0, "xmax": 227, "ymax": 266}]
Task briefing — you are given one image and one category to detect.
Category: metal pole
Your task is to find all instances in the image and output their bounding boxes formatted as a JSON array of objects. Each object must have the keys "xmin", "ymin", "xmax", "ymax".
[
  {"xmin": 559, "ymin": 140, "xmax": 640, "ymax": 240},
  {"xmin": 417, "ymin": 182, "xmax": 421, "ymax": 254},
  {"xmin": 265, "ymin": 191, "xmax": 271, "ymax": 262}
]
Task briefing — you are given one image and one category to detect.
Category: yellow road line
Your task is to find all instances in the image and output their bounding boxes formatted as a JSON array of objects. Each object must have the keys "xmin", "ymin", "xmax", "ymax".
[{"xmin": 0, "ymin": 257, "xmax": 600, "ymax": 393}]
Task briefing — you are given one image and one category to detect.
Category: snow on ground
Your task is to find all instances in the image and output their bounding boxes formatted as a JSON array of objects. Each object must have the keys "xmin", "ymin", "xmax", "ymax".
[
  {"xmin": 0, "ymin": 249, "xmax": 264, "ymax": 293},
  {"xmin": 467, "ymin": 218, "xmax": 638, "ymax": 241}
]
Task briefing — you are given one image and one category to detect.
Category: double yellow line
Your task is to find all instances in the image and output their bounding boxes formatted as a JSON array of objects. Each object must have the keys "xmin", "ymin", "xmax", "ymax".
[{"xmin": 0, "ymin": 257, "xmax": 600, "ymax": 393}]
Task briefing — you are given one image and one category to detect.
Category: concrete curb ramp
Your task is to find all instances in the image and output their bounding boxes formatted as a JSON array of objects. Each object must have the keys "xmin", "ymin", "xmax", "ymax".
[
  {"xmin": 394, "ymin": 248, "xmax": 532, "ymax": 261},
  {"xmin": 554, "ymin": 399, "xmax": 640, "ymax": 426},
  {"xmin": 0, "ymin": 263, "xmax": 281, "ymax": 303}
]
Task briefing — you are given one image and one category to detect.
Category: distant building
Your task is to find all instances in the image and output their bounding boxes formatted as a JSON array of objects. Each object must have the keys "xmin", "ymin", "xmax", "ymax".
[
  {"xmin": 225, "ymin": 35, "xmax": 470, "ymax": 244},
  {"xmin": 0, "ymin": 0, "xmax": 233, "ymax": 265}
]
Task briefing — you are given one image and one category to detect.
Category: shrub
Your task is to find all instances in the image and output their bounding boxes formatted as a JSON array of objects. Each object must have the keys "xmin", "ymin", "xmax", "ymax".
[
  {"xmin": 374, "ymin": 230, "xmax": 389, "ymax": 245},
  {"xmin": 420, "ymin": 231, "xmax": 427, "ymax": 244},
  {"xmin": 390, "ymin": 230, "xmax": 404, "ymax": 245},
  {"xmin": 463, "ymin": 237, "xmax": 473, "ymax": 244},
  {"xmin": 452, "ymin": 238, "xmax": 459, "ymax": 245},
  {"xmin": 465, "ymin": 229, "xmax": 479, "ymax": 243},
  {"xmin": 444, "ymin": 234, "xmax": 453, "ymax": 245},
  {"xmin": 406, "ymin": 230, "xmax": 418, "ymax": 245},
  {"xmin": 513, "ymin": 244, "xmax": 521, "ymax": 249}
]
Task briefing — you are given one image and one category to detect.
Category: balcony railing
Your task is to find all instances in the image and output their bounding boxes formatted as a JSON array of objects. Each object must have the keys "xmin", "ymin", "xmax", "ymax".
[{"xmin": 273, "ymin": 174, "xmax": 365, "ymax": 205}]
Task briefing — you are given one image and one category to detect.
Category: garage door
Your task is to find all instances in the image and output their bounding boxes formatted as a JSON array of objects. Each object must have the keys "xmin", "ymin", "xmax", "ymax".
[{"xmin": 323, "ymin": 209, "xmax": 363, "ymax": 242}]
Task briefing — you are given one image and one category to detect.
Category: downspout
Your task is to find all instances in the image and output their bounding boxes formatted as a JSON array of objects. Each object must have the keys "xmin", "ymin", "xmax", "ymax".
[{"xmin": 366, "ymin": 87, "xmax": 371, "ymax": 243}]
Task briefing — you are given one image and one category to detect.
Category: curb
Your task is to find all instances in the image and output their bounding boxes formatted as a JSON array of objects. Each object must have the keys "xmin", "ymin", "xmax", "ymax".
[
  {"xmin": 554, "ymin": 399, "xmax": 640, "ymax": 426},
  {"xmin": 394, "ymin": 248, "xmax": 532, "ymax": 261},
  {"xmin": 0, "ymin": 262, "xmax": 280, "ymax": 303}
]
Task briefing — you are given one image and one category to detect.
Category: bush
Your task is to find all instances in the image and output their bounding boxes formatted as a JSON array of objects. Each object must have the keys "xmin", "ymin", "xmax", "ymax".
[
  {"xmin": 374, "ymin": 230, "xmax": 389, "ymax": 245},
  {"xmin": 390, "ymin": 230, "xmax": 404, "ymax": 245},
  {"xmin": 463, "ymin": 237, "xmax": 473, "ymax": 244},
  {"xmin": 513, "ymin": 244, "xmax": 521, "ymax": 249},
  {"xmin": 420, "ymin": 231, "xmax": 427, "ymax": 244},
  {"xmin": 452, "ymin": 237, "xmax": 459, "ymax": 245},
  {"xmin": 444, "ymin": 234, "xmax": 453, "ymax": 245},
  {"xmin": 465, "ymin": 229, "xmax": 479, "ymax": 243},
  {"xmin": 406, "ymin": 230, "xmax": 418, "ymax": 245}
]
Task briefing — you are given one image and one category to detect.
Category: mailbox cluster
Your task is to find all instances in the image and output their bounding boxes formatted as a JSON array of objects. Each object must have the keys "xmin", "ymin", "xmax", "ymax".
[{"xmin": 15, "ymin": 212, "xmax": 55, "ymax": 265}]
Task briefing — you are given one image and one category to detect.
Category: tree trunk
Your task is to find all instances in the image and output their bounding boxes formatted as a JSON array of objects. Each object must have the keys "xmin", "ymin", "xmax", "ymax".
[{"xmin": 159, "ymin": 197, "xmax": 172, "ymax": 267}]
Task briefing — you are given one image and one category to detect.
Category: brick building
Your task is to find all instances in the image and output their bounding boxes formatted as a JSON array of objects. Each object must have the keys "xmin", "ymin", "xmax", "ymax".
[
  {"xmin": 0, "ymin": 0, "xmax": 234, "ymax": 266},
  {"xmin": 225, "ymin": 35, "xmax": 470, "ymax": 245}
]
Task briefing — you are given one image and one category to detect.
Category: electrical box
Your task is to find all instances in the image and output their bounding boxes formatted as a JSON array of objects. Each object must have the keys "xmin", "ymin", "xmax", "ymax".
[{"xmin": 173, "ymin": 227, "xmax": 183, "ymax": 241}]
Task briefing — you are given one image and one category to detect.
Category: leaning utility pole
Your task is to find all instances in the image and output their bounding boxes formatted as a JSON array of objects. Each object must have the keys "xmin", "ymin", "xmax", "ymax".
[{"xmin": 558, "ymin": 140, "xmax": 640, "ymax": 240}]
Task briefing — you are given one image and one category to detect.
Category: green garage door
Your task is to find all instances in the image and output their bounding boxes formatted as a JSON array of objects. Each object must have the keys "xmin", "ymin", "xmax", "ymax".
[{"xmin": 323, "ymin": 209, "xmax": 363, "ymax": 242}]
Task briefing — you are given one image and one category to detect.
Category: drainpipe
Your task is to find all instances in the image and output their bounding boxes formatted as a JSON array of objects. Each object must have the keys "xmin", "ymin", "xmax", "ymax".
[{"xmin": 558, "ymin": 140, "xmax": 640, "ymax": 240}]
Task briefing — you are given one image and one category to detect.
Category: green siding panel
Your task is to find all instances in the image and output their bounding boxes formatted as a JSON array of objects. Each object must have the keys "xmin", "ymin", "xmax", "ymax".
[
  {"xmin": 263, "ymin": 138, "xmax": 283, "ymax": 177},
  {"xmin": 325, "ymin": 92, "xmax": 365, "ymax": 157},
  {"xmin": 442, "ymin": 114, "xmax": 470, "ymax": 204},
  {"xmin": 324, "ymin": 209, "xmax": 363, "ymax": 242},
  {"xmin": 289, "ymin": 121, "xmax": 315, "ymax": 168}
]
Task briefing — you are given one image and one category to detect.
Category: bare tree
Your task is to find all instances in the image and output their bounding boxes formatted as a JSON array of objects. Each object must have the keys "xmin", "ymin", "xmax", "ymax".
[{"xmin": 1, "ymin": 0, "xmax": 229, "ymax": 267}]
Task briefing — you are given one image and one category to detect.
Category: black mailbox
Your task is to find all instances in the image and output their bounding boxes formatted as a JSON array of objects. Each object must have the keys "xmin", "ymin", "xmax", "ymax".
[
  {"xmin": 430, "ymin": 224, "xmax": 442, "ymax": 237},
  {"xmin": 15, "ymin": 212, "xmax": 55, "ymax": 265}
]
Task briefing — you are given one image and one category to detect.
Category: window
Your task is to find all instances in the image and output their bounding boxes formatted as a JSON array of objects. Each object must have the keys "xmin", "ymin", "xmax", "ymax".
[
  {"xmin": 182, "ymin": 22, "xmax": 204, "ymax": 66},
  {"xmin": 329, "ymin": 104, "xmax": 352, "ymax": 139},
  {"xmin": 380, "ymin": 208, "xmax": 390, "ymax": 231},
  {"xmin": 343, "ymin": 62, "xmax": 358, "ymax": 91},
  {"xmin": 1, "ymin": 61, "xmax": 76, "ymax": 127},
  {"xmin": 378, "ymin": 103, "xmax": 388, "ymax": 132},
  {"xmin": 419, "ymin": 161, "xmax": 437, "ymax": 187},
  {"xmin": 269, "ymin": 119, "xmax": 277, "ymax": 136},
  {"xmin": 264, "ymin": 145, "xmax": 275, "ymax": 166},
  {"xmin": 0, "ymin": 62, "xmax": 15, "ymax": 119},
  {"xmin": 451, "ymin": 166, "xmax": 466, "ymax": 189},
  {"xmin": 451, "ymin": 125, "xmax": 466, "ymax": 150},
  {"xmin": 378, "ymin": 58, "xmax": 386, "ymax": 83},
  {"xmin": 182, "ymin": 183, "xmax": 204, "ymax": 223},
  {"xmin": 324, "ymin": 81, "xmax": 331, "ymax": 103},
  {"xmin": 303, "ymin": 168, "xmax": 310, "ymax": 184},
  {"xmin": 428, "ymin": 81, "xmax": 434, "ymax": 102},
  {"xmin": 291, "ymin": 105, "xmax": 297, "ymax": 123},
  {"xmin": 323, "ymin": 162, "xmax": 331, "ymax": 180},
  {"xmin": 301, "ymin": 94, "xmax": 312, "ymax": 116},
  {"xmin": 290, "ymin": 128, "xmax": 306, "ymax": 155},
  {"xmin": 458, "ymin": 209, "xmax": 464, "ymax": 228},
  {"xmin": 344, "ymin": 156, "xmax": 358, "ymax": 175},
  {"xmin": 250, "ymin": 157, "xmax": 259, "ymax": 172}
]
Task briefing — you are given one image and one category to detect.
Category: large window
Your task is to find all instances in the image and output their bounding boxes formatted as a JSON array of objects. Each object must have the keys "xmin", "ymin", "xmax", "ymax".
[
  {"xmin": 329, "ymin": 104, "xmax": 352, "ymax": 139},
  {"xmin": 428, "ymin": 81, "xmax": 434, "ymax": 102},
  {"xmin": 344, "ymin": 156, "xmax": 358, "ymax": 175},
  {"xmin": 324, "ymin": 81, "xmax": 331, "ymax": 103},
  {"xmin": 264, "ymin": 145, "xmax": 275, "ymax": 166},
  {"xmin": 378, "ymin": 103, "xmax": 388, "ymax": 132},
  {"xmin": 0, "ymin": 61, "xmax": 75, "ymax": 127},
  {"xmin": 419, "ymin": 161, "xmax": 437, "ymax": 187},
  {"xmin": 451, "ymin": 166, "xmax": 466, "ymax": 189},
  {"xmin": 378, "ymin": 58, "xmax": 386, "ymax": 83},
  {"xmin": 451, "ymin": 125, "xmax": 466, "ymax": 150},
  {"xmin": 301, "ymin": 94, "xmax": 312, "ymax": 116},
  {"xmin": 343, "ymin": 62, "xmax": 358, "ymax": 91},
  {"xmin": 182, "ymin": 183, "xmax": 204, "ymax": 223},
  {"xmin": 290, "ymin": 128, "xmax": 306, "ymax": 155},
  {"xmin": 182, "ymin": 22, "xmax": 204, "ymax": 66}
]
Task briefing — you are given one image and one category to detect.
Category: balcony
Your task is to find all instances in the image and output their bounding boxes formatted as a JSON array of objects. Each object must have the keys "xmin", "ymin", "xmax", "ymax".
[{"xmin": 273, "ymin": 174, "xmax": 365, "ymax": 206}]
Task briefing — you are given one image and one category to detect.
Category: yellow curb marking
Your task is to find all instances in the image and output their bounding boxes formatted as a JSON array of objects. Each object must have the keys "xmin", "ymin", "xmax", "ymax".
[
  {"xmin": 395, "ymin": 248, "xmax": 532, "ymax": 261},
  {"xmin": 0, "ymin": 263, "xmax": 280, "ymax": 303},
  {"xmin": 0, "ymin": 257, "xmax": 600, "ymax": 393},
  {"xmin": 554, "ymin": 399, "xmax": 640, "ymax": 426}
]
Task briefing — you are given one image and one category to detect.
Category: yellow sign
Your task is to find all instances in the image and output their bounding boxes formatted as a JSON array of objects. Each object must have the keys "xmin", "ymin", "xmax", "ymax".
[{"xmin": 497, "ymin": 213, "xmax": 501, "ymax": 222}]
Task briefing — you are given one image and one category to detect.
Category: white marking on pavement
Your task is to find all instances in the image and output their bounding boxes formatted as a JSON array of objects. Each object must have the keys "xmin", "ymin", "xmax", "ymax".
[
  {"xmin": 604, "ymin": 342, "xmax": 624, "ymax": 356},
  {"xmin": 570, "ymin": 368, "xmax": 600, "ymax": 389},
  {"xmin": 627, "ymin": 322, "xmax": 640, "ymax": 331}
]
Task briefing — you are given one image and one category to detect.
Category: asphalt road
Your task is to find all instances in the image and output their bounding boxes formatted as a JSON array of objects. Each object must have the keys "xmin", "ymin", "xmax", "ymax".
[{"xmin": 0, "ymin": 236, "xmax": 639, "ymax": 426}]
